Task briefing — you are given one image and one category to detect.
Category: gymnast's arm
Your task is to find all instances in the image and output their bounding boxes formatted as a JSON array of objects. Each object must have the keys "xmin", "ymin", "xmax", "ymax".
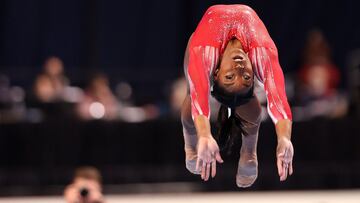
[
  {"xmin": 183, "ymin": 34, "xmax": 214, "ymax": 140},
  {"xmin": 249, "ymin": 46, "xmax": 294, "ymax": 181},
  {"xmin": 185, "ymin": 37, "xmax": 223, "ymax": 181},
  {"xmin": 243, "ymin": 6, "xmax": 294, "ymax": 181}
]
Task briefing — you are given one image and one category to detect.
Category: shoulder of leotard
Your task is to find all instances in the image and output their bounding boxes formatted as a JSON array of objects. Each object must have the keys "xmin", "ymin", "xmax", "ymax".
[{"xmin": 205, "ymin": 4, "xmax": 257, "ymax": 15}]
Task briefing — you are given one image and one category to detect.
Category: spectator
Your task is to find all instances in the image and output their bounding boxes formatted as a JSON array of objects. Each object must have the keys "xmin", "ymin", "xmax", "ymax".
[
  {"xmin": 294, "ymin": 29, "xmax": 348, "ymax": 119},
  {"xmin": 33, "ymin": 56, "xmax": 69, "ymax": 102},
  {"xmin": 77, "ymin": 73, "xmax": 119, "ymax": 120},
  {"xmin": 169, "ymin": 76, "xmax": 187, "ymax": 115},
  {"xmin": 169, "ymin": 76, "xmax": 220, "ymax": 120},
  {"xmin": 0, "ymin": 74, "xmax": 26, "ymax": 123}
]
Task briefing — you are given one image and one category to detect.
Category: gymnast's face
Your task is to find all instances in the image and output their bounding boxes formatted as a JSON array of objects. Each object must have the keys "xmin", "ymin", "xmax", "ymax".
[{"xmin": 214, "ymin": 48, "xmax": 254, "ymax": 95}]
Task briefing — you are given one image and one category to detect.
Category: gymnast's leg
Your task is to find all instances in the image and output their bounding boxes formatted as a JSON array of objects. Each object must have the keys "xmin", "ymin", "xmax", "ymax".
[
  {"xmin": 234, "ymin": 96, "xmax": 262, "ymax": 187},
  {"xmin": 181, "ymin": 95, "xmax": 200, "ymax": 174}
]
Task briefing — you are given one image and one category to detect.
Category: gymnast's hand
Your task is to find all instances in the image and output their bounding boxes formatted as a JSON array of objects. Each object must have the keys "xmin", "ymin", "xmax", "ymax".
[
  {"xmin": 276, "ymin": 137, "xmax": 294, "ymax": 181},
  {"xmin": 196, "ymin": 136, "xmax": 223, "ymax": 181}
]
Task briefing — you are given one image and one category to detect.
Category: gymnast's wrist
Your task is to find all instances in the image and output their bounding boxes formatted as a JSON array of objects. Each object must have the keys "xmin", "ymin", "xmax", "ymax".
[
  {"xmin": 275, "ymin": 119, "xmax": 292, "ymax": 141},
  {"xmin": 194, "ymin": 115, "xmax": 212, "ymax": 138},
  {"xmin": 197, "ymin": 132, "xmax": 212, "ymax": 139},
  {"xmin": 276, "ymin": 131, "xmax": 291, "ymax": 142},
  {"xmin": 277, "ymin": 136, "xmax": 290, "ymax": 144}
]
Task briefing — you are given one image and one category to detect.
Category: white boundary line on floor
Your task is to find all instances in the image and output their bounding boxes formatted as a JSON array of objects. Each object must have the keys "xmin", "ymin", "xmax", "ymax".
[{"xmin": 0, "ymin": 190, "xmax": 359, "ymax": 203}]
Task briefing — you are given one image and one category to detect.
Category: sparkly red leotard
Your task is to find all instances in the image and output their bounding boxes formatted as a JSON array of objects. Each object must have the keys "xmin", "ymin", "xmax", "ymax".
[{"xmin": 186, "ymin": 4, "xmax": 292, "ymax": 123}]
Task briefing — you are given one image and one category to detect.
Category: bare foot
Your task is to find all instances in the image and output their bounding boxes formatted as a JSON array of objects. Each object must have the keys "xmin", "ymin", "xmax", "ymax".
[
  {"xmin": 185, "ymin": 146, "xmax": 201, "ymax": 174},
  {"xmin": 236, "ymin": 151, "xmax": 258, "ymax": 188}
]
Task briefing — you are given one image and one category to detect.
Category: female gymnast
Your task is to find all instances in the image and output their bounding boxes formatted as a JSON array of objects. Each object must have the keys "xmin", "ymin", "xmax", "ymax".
[{"xmin": 181, "ymin": 4, "xmax": 294, "ymax": 187}]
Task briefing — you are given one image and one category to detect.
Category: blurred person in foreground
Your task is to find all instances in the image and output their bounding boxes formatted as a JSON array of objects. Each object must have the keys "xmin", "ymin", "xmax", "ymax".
[
  {"xmin": 295, "ymin": 29, "xmax": 347, "ymax": 119},
  {"xmin": 64, "ymin": 166, "xmax": 105, "ymax": 203},
  {"xmin": 181, "ymin": 5, "xmax": 293, "ymax": 187},
  {"xmin": 33, "ymin": 56, "xmax": 70, "ymax": 102}
]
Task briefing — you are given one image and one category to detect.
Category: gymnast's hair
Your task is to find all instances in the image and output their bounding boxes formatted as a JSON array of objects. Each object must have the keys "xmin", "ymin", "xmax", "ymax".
[{"xmin": 212, "ymin": 78, "xmax": 254, "ymax": 155}]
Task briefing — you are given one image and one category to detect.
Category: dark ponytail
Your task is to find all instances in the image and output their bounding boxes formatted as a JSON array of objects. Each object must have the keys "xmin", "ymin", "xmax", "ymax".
[
  {"xmin": 215, "ymin": 105, "xmax": 245, "ymax": 155},
  {"xmin": 211, "ymin": 82, "xmax": 254, "ymax": 155}
]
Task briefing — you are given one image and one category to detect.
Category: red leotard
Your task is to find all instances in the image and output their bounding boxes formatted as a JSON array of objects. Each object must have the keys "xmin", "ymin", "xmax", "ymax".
[{"xmin": 186, "ymin": 4, "xmax": 292, "ymax": 124}]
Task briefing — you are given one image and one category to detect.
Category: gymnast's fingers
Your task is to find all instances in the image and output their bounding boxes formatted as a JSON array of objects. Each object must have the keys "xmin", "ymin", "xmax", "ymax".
[
  {"xmin": 196, "ymin": 158, "xmax": 201, "ymax": 172},
  {"xmin": 211, "ymin": 160, "xmax": 216, "ymax": 178},
  {"xmin": 284, "ymin": 162, "xmax": 289, "ymax": 180},
  {"xmin": 280, "ymin": 162, "xmax": 288, "ymax": 181},
  {"xmin": 215, "ymin": 151, "xmax": 223, "ymax": 163},
  {"xmin": 282, "ymin": 149, "xmax": 290, "ymax": 180},
  {"xmin": 277, "ymin": 156, "xmax": 283, "ymax": 178},
  {"xmin": 205, "ymin": 162, "xmax": 211, "ymax": 181},
  {"xmin": 201, "ymin": 161, "xmax": 206, "ymax": 180}
]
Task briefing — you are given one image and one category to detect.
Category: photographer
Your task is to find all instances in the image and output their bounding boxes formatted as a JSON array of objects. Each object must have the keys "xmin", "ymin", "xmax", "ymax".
[{"xmin": 64, "ymin": 166, "xmax": 105, "ymax": 203}]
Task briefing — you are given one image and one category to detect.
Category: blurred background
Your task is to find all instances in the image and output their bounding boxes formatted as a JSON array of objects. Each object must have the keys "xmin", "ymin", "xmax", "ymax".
[{"xmin": 0, "ymin": 0, "xmax": 360, "ymax": 201}]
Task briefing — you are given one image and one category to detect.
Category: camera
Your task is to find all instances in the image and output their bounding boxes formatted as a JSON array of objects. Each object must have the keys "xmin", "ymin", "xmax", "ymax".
[
  {"xmin": 64, "ymin": 167, "xmax": 104, "ymax": 203},
  {"xmin": 80, "ymin": 187, "xmax": 89, "ymax": 198}
]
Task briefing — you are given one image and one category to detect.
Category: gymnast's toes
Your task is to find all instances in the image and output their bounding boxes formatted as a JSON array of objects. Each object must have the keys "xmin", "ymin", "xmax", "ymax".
[
  {"xmin": 186, "ymin": 159, "xmax": 201, "ymax": 175},
  {"xmin": 236, "ymin": 174, "xmax": 258, "ymax": 188},
  {"xmin": 236, "ymin": 159, "xmax": 258, "ymax": 188}
]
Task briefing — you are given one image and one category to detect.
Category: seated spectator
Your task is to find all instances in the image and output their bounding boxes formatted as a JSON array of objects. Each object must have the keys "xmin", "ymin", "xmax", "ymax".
[
  {"xmin": 77, "ymin": 73, "xmax": 119, "ymax": 120},
  {"xmin": 169, "ymin": 76, "xmax": 220, "ymax": 120},
  {"xmin": 0, "ymin": 74, "xmax": 26, "ymax": 123},
  {"xmin": 33, "ymin": 56, "xmax": 70, "ymax": 103},
  {"xmin": 294, "ymin": 29, "xmax": 348, "ymax": 119},
  {"xmin": 169, "ymin": 76, "xmax": 187, "ymax": 115},
  {"xmin": 299, "ymin": 29, "xmax": 340, "ymax": 99}
]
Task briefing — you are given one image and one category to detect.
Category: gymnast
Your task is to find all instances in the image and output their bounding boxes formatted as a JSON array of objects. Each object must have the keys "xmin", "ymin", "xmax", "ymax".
[{"xmin": 181, "ymin": 4, "xmax": 294, "ymax": 187}]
